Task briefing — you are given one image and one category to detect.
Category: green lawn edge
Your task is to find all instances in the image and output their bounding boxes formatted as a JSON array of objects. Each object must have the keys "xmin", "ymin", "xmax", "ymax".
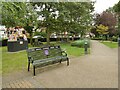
[
  {"xmin": 2, "ymin": 42, "xmax": 91, "ymax": 74},
  {"xmin": 101, "ymin": 41, "xmax": 118, "ymax": 48}
]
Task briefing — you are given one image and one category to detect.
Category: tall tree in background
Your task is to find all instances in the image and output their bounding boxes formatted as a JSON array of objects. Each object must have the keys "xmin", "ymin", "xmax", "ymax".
[
  {"xmin": 32, "ymin": 2, "xmax": 59, "ymax": 44},
  {"xmin": 62, "ymin": 2, "xmax": 94, "ymax": 39},
  {"xmin": 2, "ymin": 2, "xmax": 94, "ymax": 44},
  {"xmin": 32, "ymin": 2, "xmax": 94, "ymax": 44},
  {"xmin": 96, "ymin": 24, "xmax": 109, "ymax": 40},
  {"xmin": 2, "ymin": 2, "xmax": 27, "ymax": 27},
  {"xmin": 23, "ymin": 3, "xmax": 38, "ymax": 44},
  {"xmin": 113, "ymin": 1, "xmax": 120, "ymax": 36},
  {"xmin": 2, "ymin": 2, "xmax": 38, "ymax": 44},
  {"xmin": 94, "ymin": 11, "xmax": 117, "ymax": 37}
]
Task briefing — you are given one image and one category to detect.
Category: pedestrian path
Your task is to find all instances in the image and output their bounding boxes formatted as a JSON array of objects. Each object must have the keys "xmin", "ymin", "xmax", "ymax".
[{"xmin": 2, "ymin": 40, "xmax": 118, "ymax": 88}]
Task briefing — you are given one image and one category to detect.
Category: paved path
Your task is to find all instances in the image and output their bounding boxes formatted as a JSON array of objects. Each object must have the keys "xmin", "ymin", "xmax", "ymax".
[{"xmin": 2, "ymin": 40, "xmax": 118, "ymax": 88}]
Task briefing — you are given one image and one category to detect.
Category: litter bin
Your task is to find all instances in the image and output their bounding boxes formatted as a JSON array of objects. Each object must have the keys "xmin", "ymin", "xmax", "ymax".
[{"xmin": 7, "ymin": 40, "xmax": 28, "ymax": 52}]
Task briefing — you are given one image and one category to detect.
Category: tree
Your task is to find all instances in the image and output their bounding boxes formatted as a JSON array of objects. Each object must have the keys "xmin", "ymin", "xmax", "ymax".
[
  {"xmin": 94, "ymin": 11, "xmax": 117, "ymax": 37},
  {"xmin": 32, "ymin": 2, "xmax": 94, "ymax": 44},
  {"xmin": 2, "ymin": 2, "xmax": 28, "ymax": 27},
  {"xmin": 60, "ymin": 2, "xmax": 94, "ymax": 40},
  {"xmin": 96, "ymin": 24, "xmax": 108, "ymax": 34},
  {"xmin": 23, "ymin": 3, "xmax": 38, "ymax": 44},
  {"xmin": 2, "ymin": 2, "xmax": 38, "ymax": 44},
  {"xmin": 32, "ymin": 2, "xmax": 59, "ymax": 44},
  {"xmin": 113, "ymin": 1, "xmax": 120, "ymax": 36},
  {"xmin": 96, "ymin": 24, "xmax": 109, "ymax": 40}
]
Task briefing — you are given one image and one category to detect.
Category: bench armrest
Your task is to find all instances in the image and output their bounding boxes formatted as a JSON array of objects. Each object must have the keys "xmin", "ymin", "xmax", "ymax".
[
  {"xmin": 61, "ymin": 50, "xmax": 67, "ymax": 56},
  {"xmin": 28, "ymin": 56, "xmax": 33, "ymax": 63}
]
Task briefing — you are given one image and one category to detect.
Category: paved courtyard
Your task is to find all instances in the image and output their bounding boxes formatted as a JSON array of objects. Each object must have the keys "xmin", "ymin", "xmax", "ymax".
[{"xmin": 2, "ymin": 40, "xmax": 118, "ymax": 88}]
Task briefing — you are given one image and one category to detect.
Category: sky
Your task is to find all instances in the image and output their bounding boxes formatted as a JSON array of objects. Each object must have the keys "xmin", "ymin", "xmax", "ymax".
[{"xmin": 92, "ymin": 0, "xmax": 119, "ymax": 14}]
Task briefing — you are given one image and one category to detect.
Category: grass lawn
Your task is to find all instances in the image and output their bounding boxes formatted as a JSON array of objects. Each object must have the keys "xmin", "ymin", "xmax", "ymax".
[
  {"xmin": 2, "ymin": 46, "xmax": 28, "ymax": 74},
  {"xmin": 57, "ymin": 43, "xmax": 87, "ymax": 57},
  {"xmin": 101, "ymin": 41, "xmax": 118, "ymax": 48},
  {"xmin": 2, "ymin": 42, "xmax": 90, "ymax": 74}
]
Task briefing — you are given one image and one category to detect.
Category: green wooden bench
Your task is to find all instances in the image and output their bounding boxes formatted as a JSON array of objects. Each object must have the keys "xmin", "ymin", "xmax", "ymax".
[{"xmin": 26, "ymin": 46, "xmax": 69, "ymax": 76}]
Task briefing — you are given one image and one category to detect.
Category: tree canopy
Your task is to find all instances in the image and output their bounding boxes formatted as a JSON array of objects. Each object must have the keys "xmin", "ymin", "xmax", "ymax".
[
  {"xmin": 113, "ymin": 1, "xmax": 120, "ymax": 36},
  {"xmin": 2, "ymin": 2, "xmax": 94, "ymax": 44},
  {"xmin": 32, "ymin": 2, "xmax": 94, "ymax": 44},
  {"xmin": 96, "ymin": 24, "xmax": 109, "ymax": 35},
  {"xmin": 93, "ymin": 11, "xmax": 117, "ymax": 37}
]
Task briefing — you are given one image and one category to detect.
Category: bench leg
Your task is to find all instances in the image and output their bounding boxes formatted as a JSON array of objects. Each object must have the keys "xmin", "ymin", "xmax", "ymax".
[
  {"xmin": 28, "ymin": 62, "xmax": 30, "ymax": 71},
  {"xmin": 33, "ymin": 66, "xmax": 36, "ymax": 76},
  {"xmin": 60, "ymin": 60, "xmax": 62, "ymax": 63},
  {"xmin": 67, "ymin": 58, "xmax": 69, "ymax": 66}
]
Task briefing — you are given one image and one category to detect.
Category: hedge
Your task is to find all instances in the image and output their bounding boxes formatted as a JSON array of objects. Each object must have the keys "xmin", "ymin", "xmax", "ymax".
[{"xmin": 71, "ymin": 39, "xmax": 90, "ymax": 48}]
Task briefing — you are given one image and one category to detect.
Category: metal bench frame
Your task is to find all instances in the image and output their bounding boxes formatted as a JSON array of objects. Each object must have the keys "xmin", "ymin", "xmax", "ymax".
[{"xmin": 26, "ymin": 46, "xmax": 69, "ymax": 76}]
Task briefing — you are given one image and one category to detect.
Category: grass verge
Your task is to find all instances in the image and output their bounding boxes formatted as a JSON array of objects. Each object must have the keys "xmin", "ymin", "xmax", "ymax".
[
  {"xmin": 2, "ymin": 47, "xmax": 27, "ymax": 74},
  {"xmin": 101, "ymin": 41, "xmax": 118, "ymax": 48},
  {"xmin": 2, "ymin": 42, "xmax": 90, "ymax": 74}
]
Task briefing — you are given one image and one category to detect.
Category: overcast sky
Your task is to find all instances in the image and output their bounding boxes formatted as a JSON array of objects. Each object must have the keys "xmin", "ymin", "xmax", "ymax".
[{"xmin": 92, "ymin": 0, "xmax": 119, "ymax": 14}]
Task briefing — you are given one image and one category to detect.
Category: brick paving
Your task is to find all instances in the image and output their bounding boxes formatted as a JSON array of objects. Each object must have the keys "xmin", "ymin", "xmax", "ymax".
[
  {"xmin": 2, "ymin": 71, "xmax": 44, "ymax": 88},
  {"xmin": 2, "ymin": 40, "xmax": 118, "ymax": 88},
  {"xmin": 2, "ymin": 79, "xmax": 34, "ymax": 88}
]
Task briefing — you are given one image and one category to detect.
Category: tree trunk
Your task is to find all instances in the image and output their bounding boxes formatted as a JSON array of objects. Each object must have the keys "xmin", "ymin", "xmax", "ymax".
[
  {"xmin": 57, "ymin": 36, "xmax": 60, "ymax": 42},
  {"xmin": 30, "ymin": 33, "xmax": 33, "ymax": 45},
  {"xmin": 72, "ymin": 34, "xmax": 74, "ymax": 41},
  {"xmin": 46, "ymin": 29, "xmax": 50, "ymax": 45},
  {"xmin": 105, "ymin": 34, "xmax": 107, "ymax": 40},
  {"xmin": 72, "ymin": 36, "xmax": 74, "ymax": 41},
  {"xmin": 56, "ymin": 33, "xmax": 60, "ymax": 42},
  {"xmin": 61, "ymin": 34, "xmax": 64, "ymax": 42},
  {"xmin": 67, "ymin": 34, "xmax": 69, "ymax": 42}
]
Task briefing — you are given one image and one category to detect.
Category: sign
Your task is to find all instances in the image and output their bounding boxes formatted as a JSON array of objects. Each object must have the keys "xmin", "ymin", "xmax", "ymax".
[
  {"xmin": 44, "ymin": 49, "xmax": 49, "ymax": 56},
  {"xmin": 20, "ymin": 41, "xmax": 23, "ymax": 44}
]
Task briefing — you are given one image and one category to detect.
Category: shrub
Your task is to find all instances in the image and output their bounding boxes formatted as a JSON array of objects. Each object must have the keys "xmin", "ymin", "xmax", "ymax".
[
  {"xmin": 112, "ymin": 36, "xmax": 118, "ymax": 42},
  {"xmin": 34, "ymin": 32, "xmax": 47, "ymax": 37},
  {"xmin": 91, "ymin": 37, "xmax": 102, "ymax": 40},
  {"xmin": 71, "ymin": 39, "xmax": 90, "ymax": 48}
]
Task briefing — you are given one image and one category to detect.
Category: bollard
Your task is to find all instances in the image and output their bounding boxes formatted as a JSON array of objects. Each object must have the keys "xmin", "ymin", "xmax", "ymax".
[
  {"xmin": 84, "ymin": 41, "xmax": 88, "ymax": 54},
  {"xmin": 118, "ymin": 37, "xmax": 120, "ymax": 47}
]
